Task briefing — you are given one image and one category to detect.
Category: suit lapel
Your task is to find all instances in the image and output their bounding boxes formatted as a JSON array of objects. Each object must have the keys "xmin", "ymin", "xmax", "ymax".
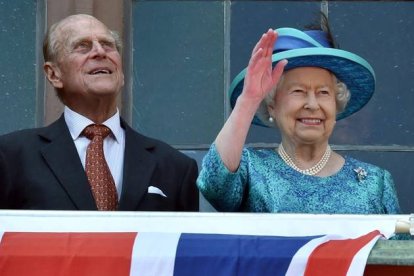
[
  {"xmin": 119, "ymin": 123, "xmax": 156, "ymax": 211},
  {"xmin": 39, "ymin": 116, "xmax": 97, "ymax": 210}
]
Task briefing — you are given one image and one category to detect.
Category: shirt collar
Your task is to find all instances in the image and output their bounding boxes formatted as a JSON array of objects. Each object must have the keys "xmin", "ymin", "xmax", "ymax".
[{"xmin": 64, "ymin": 106, "xmax": 123, "ymax": 143}]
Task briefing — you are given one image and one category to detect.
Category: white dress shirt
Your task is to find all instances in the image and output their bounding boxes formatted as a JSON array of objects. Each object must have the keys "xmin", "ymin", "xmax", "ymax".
[{"xmin": 64, "ymin": 106, "xmax": 125, "ymax": 199}]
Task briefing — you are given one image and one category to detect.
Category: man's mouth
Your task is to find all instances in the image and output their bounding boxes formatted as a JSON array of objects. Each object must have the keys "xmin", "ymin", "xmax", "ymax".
[{"xmin": 88, "ymin": 68, "xmax": 112, "ymax": 75}]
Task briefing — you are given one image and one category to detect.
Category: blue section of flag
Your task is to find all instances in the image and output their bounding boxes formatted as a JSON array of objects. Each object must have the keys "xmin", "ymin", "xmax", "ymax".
[{"xmin": 173, "ymin": 233, "xmax": 321, "ymax": 276}]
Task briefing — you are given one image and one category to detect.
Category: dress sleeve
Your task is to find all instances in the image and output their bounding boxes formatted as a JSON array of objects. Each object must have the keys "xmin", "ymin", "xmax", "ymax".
[
  {"xmin": 381, "ymin": 169, "xmax": 401, "ymax": 214},
  {"xmin": 196, "ymin": 143, "xmax": 248, "ymax": 211}
]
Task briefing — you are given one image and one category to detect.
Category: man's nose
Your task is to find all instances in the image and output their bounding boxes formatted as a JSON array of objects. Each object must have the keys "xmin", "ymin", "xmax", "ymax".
[{"xmin": 90, "ymin": 41, "xmax": 106, "ymax": 57}]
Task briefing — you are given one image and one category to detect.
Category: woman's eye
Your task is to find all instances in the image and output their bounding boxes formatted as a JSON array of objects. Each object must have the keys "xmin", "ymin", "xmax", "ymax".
[
  {"xmin": 319, "ymin": 90, "xmax": 331, "ymax": 95},
  {"xmin": 292, "ymin": 89, "xmax": 305, "ymax": 93}
]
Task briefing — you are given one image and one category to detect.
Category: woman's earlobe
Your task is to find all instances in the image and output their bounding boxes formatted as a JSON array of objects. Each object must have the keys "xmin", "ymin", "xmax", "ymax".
[{"xmin": 267, "ymin": 102, "xmax": 275, "ymax": 114}]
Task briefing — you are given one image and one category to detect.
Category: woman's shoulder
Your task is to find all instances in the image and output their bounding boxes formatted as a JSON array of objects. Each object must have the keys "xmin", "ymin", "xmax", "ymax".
[
  {"xmin": 345, "ymin": 156, "xmax": 387, "ymax": 171},
  {"xmin": 343, "ymin": 155, "xmax": 392, "ymax": 180}
]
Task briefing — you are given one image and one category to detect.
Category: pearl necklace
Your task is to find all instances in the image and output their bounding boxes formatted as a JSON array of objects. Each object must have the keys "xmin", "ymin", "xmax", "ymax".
[{"xmin": 277, "ymin": 144, "xmax": 331, "ymax": 176}]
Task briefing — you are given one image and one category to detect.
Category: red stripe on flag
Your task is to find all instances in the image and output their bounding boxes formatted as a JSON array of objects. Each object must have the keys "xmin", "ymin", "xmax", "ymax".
[
  {"xmin": 0, "ymin": 232, "xmax": 137, "ymax": 276},
  {"xmin": 304, "ymin": 230, "xmax": 381, "ymax": 276}
]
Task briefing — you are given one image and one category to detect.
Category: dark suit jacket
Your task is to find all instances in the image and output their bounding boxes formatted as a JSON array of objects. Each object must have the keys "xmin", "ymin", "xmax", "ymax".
[{"xmin": 0, "ymin": 116, "xmax": 199, "ymax": 211}]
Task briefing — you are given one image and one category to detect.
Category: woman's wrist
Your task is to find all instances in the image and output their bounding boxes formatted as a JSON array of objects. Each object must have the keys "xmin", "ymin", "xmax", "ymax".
[{"xmin": 235, "ymin": 93, "xmax": 262, "ymax": 115}]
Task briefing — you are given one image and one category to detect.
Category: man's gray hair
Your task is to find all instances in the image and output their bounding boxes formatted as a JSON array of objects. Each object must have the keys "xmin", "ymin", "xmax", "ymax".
[{"xmin": 42, "ymin": 14, "xmax": 122, "ymax": 62}]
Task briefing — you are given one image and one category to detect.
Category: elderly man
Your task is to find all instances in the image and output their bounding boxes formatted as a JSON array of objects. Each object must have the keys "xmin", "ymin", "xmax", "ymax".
[{"xmin": 0, "ymin": 14, "xmax": 199, "ymax": 211}]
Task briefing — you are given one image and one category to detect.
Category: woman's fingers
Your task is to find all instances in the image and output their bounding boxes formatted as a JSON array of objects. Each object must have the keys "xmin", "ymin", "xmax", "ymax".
[
  {"xmin": 264, "ymin": 29, "xmax": 277, "ymax": 57},
  {"xmin": 272, "ymin": 59, "xmax": 288, "ymax": 85},
  {"xmin": 244, "ymin": 29, "xmax": 285, "ymax": 99},
  {"xmin": 248, "ymin": 47, "xmax": 263, "ymax": 69},
  {"xmin": 252, "ymin": 29, "xmax": 275, "ymax": 56}
]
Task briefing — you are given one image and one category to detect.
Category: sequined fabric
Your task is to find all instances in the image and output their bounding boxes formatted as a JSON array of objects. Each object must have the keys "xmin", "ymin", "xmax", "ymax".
[
  {"xmin": 197, "ymin": 144, "xmax": 401, "ymax": 214},
  {"xmin": 84, "ymin": 124, "xmax": 118, "ymax": 211}
]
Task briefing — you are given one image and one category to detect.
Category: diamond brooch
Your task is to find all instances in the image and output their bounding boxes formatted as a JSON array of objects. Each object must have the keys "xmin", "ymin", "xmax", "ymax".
[{"xmin": 354, "ymin": 167, "xmax": 367, "ymax": 182}]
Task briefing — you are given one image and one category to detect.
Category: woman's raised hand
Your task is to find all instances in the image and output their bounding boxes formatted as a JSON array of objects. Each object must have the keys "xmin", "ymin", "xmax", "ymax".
[
  {"xmin": 214, "ymin": 29, "xmax": 287, "ymax": 172},
  {"xmin": 241, "ymin": 29, "xmax": 287, "ymax": 105}
]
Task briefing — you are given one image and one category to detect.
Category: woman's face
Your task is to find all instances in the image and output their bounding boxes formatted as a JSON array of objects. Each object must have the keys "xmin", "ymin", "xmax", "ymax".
[{"xmin": 268, "ymin": 67, "xmax": 337, "ymax": 145}]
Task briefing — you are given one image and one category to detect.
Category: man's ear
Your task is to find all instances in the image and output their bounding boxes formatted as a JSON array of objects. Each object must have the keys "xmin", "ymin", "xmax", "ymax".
[{"xmin": 44, "ymin": 62, "xmax": 63, "ymax": 89}]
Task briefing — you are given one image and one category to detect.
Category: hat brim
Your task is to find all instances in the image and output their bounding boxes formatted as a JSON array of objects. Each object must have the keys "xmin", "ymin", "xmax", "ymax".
[{"xmin": 229, "ymin": 47, "xmax": 376, "ymax": 127}]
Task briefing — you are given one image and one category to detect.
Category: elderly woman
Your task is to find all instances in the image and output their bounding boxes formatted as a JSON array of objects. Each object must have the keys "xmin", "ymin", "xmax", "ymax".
[{"xmin": 197, "ymin": 27, "xmax": 401, "ymax": 214}]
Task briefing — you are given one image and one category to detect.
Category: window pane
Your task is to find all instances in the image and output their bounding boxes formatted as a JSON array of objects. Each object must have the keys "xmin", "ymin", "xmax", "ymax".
[
  {"xmin": 0, "ymin": 0, "xmax": 38, "ymax": 134},
  {"xmin": 329, "ymin": 1, "xmax": 414, "ymax": 145},
  {"xmin": 230, "ymin": 1, "xmax": 414, "ymax": 146},
  {"xmin": 132, "ymin": 0, "xmax": 225, "ymax": 145}
]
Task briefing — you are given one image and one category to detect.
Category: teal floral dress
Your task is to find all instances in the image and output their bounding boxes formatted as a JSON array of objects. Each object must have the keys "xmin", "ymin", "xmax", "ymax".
[{"xmin": 197, "ymin": 144, "xmax": 401, "ymax": 214}]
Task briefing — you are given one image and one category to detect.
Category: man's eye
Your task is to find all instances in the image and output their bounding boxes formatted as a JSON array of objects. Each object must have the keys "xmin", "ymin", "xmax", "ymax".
[
  {"xmin": 74, "ymin": 42, "xmax": 90, "ymax": 51},
  {"xmin": 101, "ymin": 41, "xmax": 116, "ymax": 50}
]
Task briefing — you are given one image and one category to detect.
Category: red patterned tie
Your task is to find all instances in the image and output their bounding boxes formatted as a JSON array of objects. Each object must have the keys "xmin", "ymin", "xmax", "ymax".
[{"xmin": 83, "ymin": 124, "xmax": 118, "ymax": 211}]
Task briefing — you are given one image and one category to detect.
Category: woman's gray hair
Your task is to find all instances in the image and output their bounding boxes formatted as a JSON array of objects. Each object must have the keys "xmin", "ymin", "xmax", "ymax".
[
  {"xmin": 256, "ymin": 73, "xmax": 351, "ymax": 128},
  {"xmin": 43, "ymin": 14, "xmax": 122, "ymax": 62}
]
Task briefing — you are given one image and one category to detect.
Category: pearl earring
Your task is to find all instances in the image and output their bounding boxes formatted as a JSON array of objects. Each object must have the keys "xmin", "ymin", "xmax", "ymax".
[{"xmin": 268, "ymin": 116, "xmax": 274, "ymax": 123}]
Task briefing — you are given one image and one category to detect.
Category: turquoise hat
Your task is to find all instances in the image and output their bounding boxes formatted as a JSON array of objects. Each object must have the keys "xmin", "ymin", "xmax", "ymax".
[{"xmin": 229, "ymin": 27, "xmax": 376, "ymax": 127}]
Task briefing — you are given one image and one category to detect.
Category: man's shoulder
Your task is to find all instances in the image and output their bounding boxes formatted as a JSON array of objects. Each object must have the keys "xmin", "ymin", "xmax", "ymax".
[
  {"xmin": 0, "ymin": 127, "xmax": 42, "ymax": 144},
  {"xmin": 0, "ymin": 117, "xmax": 66, "ymax": 148},
  {"xmin": 0, "ymin": 128, "xmax": 45, "ymax": 157}
]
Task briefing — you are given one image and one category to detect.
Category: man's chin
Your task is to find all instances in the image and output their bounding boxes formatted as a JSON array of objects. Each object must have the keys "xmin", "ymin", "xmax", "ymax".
[
  {"xmin": 85, "ymin": 84, "xmax": 122, "ymax": 95},
  {"xmin": 80, "ymin": 77, "xmax": 123, "ymax": 101}
]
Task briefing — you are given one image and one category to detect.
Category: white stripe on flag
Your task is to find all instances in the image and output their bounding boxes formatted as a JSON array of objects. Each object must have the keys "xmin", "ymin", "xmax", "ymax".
[
  {"xmin": 346, "ymin": 234, "xmax": 382, "ymax": 276},
  {"xmin": 0, "ymin": 231, "xmax": 3, "ymax": 244},
  {"xmin": 130, "ymin": 232, "xmax": 181, "ymax": 276},
  {"xmin": 285, "ymin": 235, "xmax": 342, "ymax": 276}
]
